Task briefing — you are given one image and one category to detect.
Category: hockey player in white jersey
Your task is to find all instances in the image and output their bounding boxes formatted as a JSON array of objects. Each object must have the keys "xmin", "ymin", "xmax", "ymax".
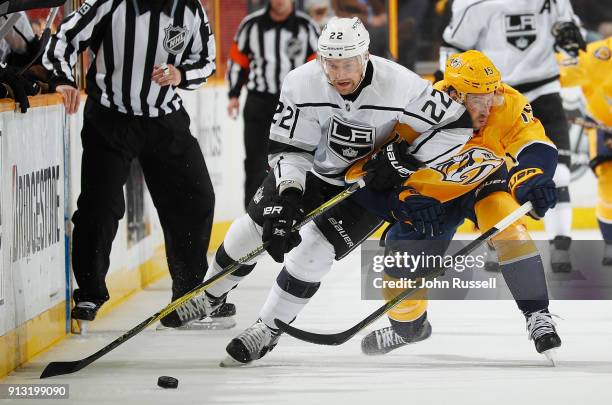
[
  {"xmin": 193, "ymin": 17, "xmax": 474, "ymax": 366},
  {"xmin": 439, "ymin": 0, "xmax": 586, "ymax": 272}
]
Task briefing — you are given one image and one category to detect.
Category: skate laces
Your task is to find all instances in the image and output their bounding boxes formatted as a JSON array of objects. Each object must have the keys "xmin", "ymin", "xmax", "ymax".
[
  {"xmin": 526, "ymin": 310, "xmax": 560, "ymax": 341},
  {"xmin": 375, "ymin": 327, "xmax": 405, "ymax": 348},
  {"xmin": 176, "ymin": 294, "xmax": 211, "ymax": 322},
  {"xmin": 239, "ymin": 321, "xmax": 275, "ymax": 355}
]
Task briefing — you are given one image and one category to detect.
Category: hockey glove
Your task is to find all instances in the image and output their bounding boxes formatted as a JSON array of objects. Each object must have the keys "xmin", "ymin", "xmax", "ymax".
[
  {"xmin": 363, "ymin": 137, "xmax": 424, "ymax": 191},
  {"xmin": 390, "ymin": 186, "xmax": 446, "ymax": 237},
  {"xmin": 262, "ymin": 189, "xmax": 305, "ymax": 263},
  {"xmin": 509, "ymin": 167, "xmax": 558, "ymax": 219},
  {"xmin": 0, "ymin": 62, "xmax": 39, "ymax": 113},
  {"xmin": 552, "ymin": 21, "xmax": 586, "ymax": 58}
]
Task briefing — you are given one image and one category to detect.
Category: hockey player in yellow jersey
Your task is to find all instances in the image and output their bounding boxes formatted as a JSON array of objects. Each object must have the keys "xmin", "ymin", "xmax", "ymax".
[
  {"xmin": 359, "ymin": 50, "xmax": 562, "ymax": 362},
  {"xmin": 558, "ymin": 36, "xmax": 612, "ymax": 264}
]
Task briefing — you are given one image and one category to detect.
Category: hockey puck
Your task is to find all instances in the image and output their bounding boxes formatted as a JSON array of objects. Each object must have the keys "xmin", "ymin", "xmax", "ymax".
[{"xmin": 157, "ymin": 376, "xmax": 179, "ymax": 389}]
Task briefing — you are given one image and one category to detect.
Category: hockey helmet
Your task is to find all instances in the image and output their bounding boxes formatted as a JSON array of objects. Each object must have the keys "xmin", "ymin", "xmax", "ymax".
[
  {"xmin": 318, "ymin": 17, "xmax": 370, "ymax": 91},
  {"xmin": 444, "ymin": 50, "xmax": 501, "ymax": 95}
]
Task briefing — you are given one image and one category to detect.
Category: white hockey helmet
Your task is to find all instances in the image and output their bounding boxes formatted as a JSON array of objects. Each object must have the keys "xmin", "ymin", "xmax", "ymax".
[{"xmin": 317, "ymin": 17, "xmax": 370, "ymax": 59}]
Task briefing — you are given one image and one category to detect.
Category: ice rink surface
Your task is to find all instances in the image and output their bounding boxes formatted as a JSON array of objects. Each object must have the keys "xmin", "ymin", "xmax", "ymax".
[{"xmin": 2, "ymin": 231, "xmax": 612, "ymax": 405}]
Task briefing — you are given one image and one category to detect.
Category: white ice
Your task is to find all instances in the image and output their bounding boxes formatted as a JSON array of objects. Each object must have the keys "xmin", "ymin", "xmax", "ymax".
[{"xmin": 2, "ymin": 231, "xmax": 612, "ymax": 405}]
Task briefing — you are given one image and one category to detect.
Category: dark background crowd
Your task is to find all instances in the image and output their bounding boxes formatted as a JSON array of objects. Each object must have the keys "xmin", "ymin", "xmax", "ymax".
[{"xmin": 1, "ymin": 0, "xmax": 611, "ymax": 114}]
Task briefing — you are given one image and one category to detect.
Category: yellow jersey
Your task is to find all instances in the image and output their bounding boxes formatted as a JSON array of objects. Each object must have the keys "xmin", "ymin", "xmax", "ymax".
[
  {"xmin": 559, "ymin": 37, "xmax": 612, "ymax": 127},
  {"xmin": 397, "ymin": 83, "xmax": 556, "ymax": 202}
]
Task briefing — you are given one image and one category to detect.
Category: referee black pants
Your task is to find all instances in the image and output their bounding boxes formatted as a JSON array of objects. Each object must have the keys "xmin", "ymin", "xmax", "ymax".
[
  {"xmin": 242, "ymin": 91, "xmax": 278, "ymax": 209},
  {"xmin": 72, "ymin": 99, "xmax": 215, "ymax": 305}
]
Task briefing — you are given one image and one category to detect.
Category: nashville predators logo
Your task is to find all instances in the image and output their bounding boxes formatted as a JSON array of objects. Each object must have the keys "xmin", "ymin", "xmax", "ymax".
[{"xmin": 433, "ymin": 147, "xmax": 505, "ymax": 185}]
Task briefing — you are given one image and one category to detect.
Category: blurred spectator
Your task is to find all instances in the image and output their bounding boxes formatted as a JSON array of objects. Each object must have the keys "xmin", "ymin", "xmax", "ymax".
[
  {"xmin": 304, "ymin": 0, "xmax": 334, "ymax": 29},
  {"xmin": 571, "ymin": 0, "xmax": 612, "ymax": 37},
  {"xmin": 332, "ymin": 0, "xmax": 388, "ymax": 56},
  {"xmin": 396, "ymin": 0, "xmax": 428, "ymax": 70}
]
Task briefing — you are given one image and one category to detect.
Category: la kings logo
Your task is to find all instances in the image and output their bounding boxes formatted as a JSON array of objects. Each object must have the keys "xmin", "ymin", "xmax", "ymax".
[
  {"xmin": 504, "ymin": 14, "xmax": 537, "ymax": 51},
  {"xmin": 327, "ymin": 116, "xmax": 375, "ymax": 163},
  {"xmin": 163, "ymin": 24, "xmax": 188, "ymax": 55},
  {"xmin": 433, "ymin": 147, "xmax": 504, "ymax": 185}
]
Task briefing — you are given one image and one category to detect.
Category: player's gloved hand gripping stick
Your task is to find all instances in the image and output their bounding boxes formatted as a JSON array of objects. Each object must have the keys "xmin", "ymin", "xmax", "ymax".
[{"xmin": 274, "ymin": 201, "xmax": 533, "ymax": 346}]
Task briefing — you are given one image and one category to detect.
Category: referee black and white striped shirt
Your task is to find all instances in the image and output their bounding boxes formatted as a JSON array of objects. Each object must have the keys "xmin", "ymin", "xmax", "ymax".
[
  {"xmin": 43, "ymin": 0, "xmax": 215, "ymax": 117},
  {"xmin": 227, "ymin": 4, "xmax": 319, "ymax": 98}
]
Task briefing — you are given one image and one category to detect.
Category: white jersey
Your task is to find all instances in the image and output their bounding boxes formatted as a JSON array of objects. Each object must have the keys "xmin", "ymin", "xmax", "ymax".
[
  {"xmin": 440, "ymin": 0, "xmax": 578, "ymax": 100},
  {"xmin": 268, "ymin": 55, "xmax": 473, "ymax": 189}
]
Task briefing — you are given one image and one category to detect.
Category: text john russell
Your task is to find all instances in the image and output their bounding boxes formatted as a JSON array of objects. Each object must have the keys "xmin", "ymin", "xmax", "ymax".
[{"xmin": 372, "ymin": 277, "xmax": 498, "ymax": 290}]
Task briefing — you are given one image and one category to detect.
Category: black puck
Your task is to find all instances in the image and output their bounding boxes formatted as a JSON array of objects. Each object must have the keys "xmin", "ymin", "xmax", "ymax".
[{"xmin": 157, "ymin": 376, "xmax": 179, "ymax": 389}]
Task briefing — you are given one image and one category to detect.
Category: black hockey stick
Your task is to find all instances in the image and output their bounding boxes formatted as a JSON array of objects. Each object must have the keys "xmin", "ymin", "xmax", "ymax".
[
  {"xmin": 274, "ymin": 201, "xmax": 533, "ymax": 346},
  {"xmin": 40, "ymin": 180, "xmax": 366, "ymax": 378},
  {"xmin": 18, "ymin": 6, "xmax": 58, "ymax": 74},
  {"xmin": 0, "ymin": 0, "xmax": 65, "ymax": 17}
]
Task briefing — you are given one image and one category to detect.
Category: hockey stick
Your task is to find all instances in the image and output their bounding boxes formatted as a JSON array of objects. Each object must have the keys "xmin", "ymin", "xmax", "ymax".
[
  {"xmin": 0, "ymin": 12, "xmax": 20, "ymax": 40},
  {"xmin": 570, "ymin": 117, "xmax": 612, "ymax": 133},
  {"xmin": 40, "ymin": 180, "xmax": 366, "ymax": 378},
  {"xmin": 18, "ymin": 6, "xmax": 58, "ymax": 74},
  {"xmin": 0, "ymin": 0, "xmax": 65, "ymax": 17},
  {"xmin": 274, "ymin": 201, "xmax": 533, "ymax": 346}
]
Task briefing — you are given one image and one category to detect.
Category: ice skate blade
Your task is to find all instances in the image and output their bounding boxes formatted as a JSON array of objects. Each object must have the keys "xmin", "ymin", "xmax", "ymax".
[
  {"xmin": 156, "ymin": 317, "xmax": 236, "ymax": 331},
  {"xmin": 219, "ymin": 355, "xmax": 249, "ymax": 367},
  {"xmin": 543, "ymin": 349, "xmax": 557, "ymax": 366}
]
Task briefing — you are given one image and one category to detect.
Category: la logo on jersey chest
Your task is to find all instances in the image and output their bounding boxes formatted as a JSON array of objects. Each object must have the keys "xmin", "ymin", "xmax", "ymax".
[
  {"xmin": 327, "ymin": 115, "xmax": 376, "ymax": 163},
  {"xmin": 433, "ymin": 147, "xmax": 505, "ymax": 185},
  {"xmin": 504, "ymin": 14, "xmax": 537, "ymax": 51}
]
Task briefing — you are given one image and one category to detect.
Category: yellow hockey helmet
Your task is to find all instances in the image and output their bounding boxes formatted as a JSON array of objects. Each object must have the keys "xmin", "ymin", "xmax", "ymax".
[{"xmin": 444, "ymin": 50, "xmax": 501, "ymax": 95}]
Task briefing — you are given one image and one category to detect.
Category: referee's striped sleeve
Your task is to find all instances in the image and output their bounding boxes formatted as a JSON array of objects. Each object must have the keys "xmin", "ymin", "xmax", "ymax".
[
  {"xmin": 226, "ymin": 19, "xmax": 252, "ymax": 98},
  {"xmin": 178, "ymin": 4, "xmax": 216, "ymax": 90},
  {"xmin": 43, "ymin": 0, "xmax": 114, "ymax": 86}
]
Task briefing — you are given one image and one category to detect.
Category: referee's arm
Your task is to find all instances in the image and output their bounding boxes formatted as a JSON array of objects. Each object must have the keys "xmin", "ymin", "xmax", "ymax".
[
  {"xmin": 226, "ymin": 24, "xmax": 251, "ymax": 99},
  {"xmin": 175, "ymin": 3, "xmax": 216, "ymax": 90},
  {"xmin": 43, "ymin": 0, "xmax": 112, "ymax": 113},
  {"xmin": 44, "ymin": 0, "xmax": 111, "ymax": 88}
]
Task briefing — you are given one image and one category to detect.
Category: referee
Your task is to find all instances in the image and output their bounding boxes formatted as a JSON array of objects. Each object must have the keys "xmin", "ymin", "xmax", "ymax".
[
  {"xmin": 227, "ymin": 0, "xmax": 319, "ymax": 208},
  {"xmin": 43, "ymin": 0, "xmax": 226, "ymax": 328}
]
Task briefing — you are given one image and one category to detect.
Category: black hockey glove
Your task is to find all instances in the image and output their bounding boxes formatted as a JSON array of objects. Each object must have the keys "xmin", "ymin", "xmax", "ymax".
[
  {"xmin": 389, "ymin": 186, "xmax": 446, "ymax": 237},
  {"xmin": 509, "ymin": 167, "xmax": 558, "ymax": 219},
  {"xmin": 0, "ymin": 62, "xmax": 39, "ymax": 113},
  {"xmin": 552, "ymin": 21, "xmax": 586, "ymax": 58},
  {"xmin": 262, "ymin": 188, "xmax": 305, "ymax": 263},
  {"xmin": 363, "ymin": 137, "xmax": 424, "ymax": 191}
]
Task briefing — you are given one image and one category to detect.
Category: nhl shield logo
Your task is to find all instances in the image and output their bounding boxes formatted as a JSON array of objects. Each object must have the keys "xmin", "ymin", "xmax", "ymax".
[
  {"xmin": 327, "ymin": 116, "xmax": 375, "ymax": 163},
  {"xmin": 433, "ymin": 147, "xmax": 504, "ymax": 185},
  {"xmin": 163, "ymin": 24, "xmax": 188, "ymax": 55}
]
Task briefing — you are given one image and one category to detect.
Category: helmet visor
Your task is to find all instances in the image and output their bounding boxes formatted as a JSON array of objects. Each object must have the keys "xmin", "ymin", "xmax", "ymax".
[
  {"xmin": 465, "ymin": 92, "xmax": 495, "ymax": 113},
  {"xmin": 320, "ymin": 55, "xmax": 365, "ymax": 78}
]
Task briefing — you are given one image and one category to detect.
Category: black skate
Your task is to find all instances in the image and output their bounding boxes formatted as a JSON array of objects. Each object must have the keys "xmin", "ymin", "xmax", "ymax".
[
  {"xmin": 220, "ymin": 319, "xmax": 281, "ymax": 367},
  {"xmin": 603, "ymin": 241, "xmax": 612, "ymax": 266},
  {"xmin": 550, "ymin": 236, "xmax": 572, "ymax": 273},
  {"xmin": 526, "ymin": 309, "xmax": 562, "ymax": 365},
  {"xmin": 158, "ymin": 292, "xmax": 236, "ymax": 330},
  {"xmin": 71, "ymin": 301, "xmax": 101, "ymax": 321},
  {"xmin": 361, "ymin": 316, "xmax": 432, "ymax": 355}
]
